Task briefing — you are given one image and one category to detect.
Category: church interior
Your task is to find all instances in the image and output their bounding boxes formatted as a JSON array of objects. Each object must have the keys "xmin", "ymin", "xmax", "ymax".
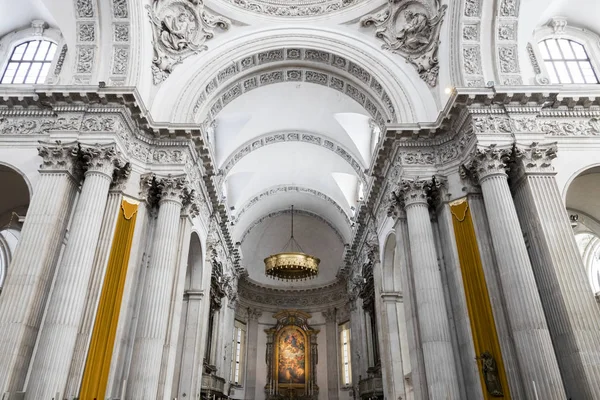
[{"xmin": 1, "ymin": 0, "xmax": 600, "ymax": 399}]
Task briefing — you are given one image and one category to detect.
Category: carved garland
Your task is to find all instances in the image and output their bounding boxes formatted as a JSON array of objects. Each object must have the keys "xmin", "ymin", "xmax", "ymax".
[
  {"xmin": 193, "ymin": 48, "xmax": 397, "ymax": 127},
  {"xmin": 361, "ymin": 0, "xmax": 447, "ymax": 87},
  {"xmin": 146, "ymin": 0, "xmax": 231, "ymax": 84}
]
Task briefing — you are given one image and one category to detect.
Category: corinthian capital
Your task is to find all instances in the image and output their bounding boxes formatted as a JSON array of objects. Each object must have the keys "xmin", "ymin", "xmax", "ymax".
[
  {"xmin": 323, "ymin": 308, "xmax": 337, "ymax": 323},
  {"xmin": 37, "ymin": 140, "xmax": 80, "ymax": 178},
  {"xmin": 156, "ymin": 174, "xmax": 191, "ymax": 205},
  {"xmin": 81, "ymin": 143, "xmax": 127, "ymax": 179},
  {"xmin": 513, "ymin": 142, "xmax": 557, "ymax": 177},
  {"xmin": 464, "ymin": 144, "xmax": 512, "ymax": 183}
]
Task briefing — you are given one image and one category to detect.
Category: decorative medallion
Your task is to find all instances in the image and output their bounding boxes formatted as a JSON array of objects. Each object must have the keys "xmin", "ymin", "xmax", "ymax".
[
  {"xmin": 146, "ymin": 0, "xmax": 231, "ymax": 84},
  {"xmin": 361, "ymin": 0, "xmax": 447, "ymax": 87}
]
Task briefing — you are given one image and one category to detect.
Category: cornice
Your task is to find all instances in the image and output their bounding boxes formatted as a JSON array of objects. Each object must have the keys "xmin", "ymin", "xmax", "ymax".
[
  {"xmin": 0, "ymin": 86, "xmax": 239, "ymax": 266},
  {"xmin": 237, "ymin": 276, "xmax": 347, "ymax": 310},
  {"xmin": 345, "ymin": 86, "xmax": 600, "ymax": 276}
]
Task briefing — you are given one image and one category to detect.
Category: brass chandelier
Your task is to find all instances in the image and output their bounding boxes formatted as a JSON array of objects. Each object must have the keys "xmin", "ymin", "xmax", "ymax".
[{"xmin": 264, "ymin": 206, "xmax": 320, "ymax": 281}]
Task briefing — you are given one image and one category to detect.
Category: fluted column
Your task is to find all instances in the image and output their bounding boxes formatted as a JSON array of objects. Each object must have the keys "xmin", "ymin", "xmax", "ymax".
[
  {"xmin": 465, "ymin": 144, "xmax": 565, "ymax": 398},
  {"xmin": 0, "ymin": 141, "xmax": 80, "ymax": 394},
  {"xmin": 245, "ymin": 308, "xmax": 262, "ymax": 400},
  {"xmin": 127, "ymin": 175, "xmax": 190, "ymax": 399},
  {"xmin": 323, "ymin": 308, "xmax": 339, "ymax": 400},
  {"xmin": 65, "ymin": 188, "xmax": 122, "ymax": 397},
  {"xmin": 26, "ymin": 144, "xmax": 127, "ymax": 400},
  {"xmin": 401, "ymin": 178, "xmax": 460, "ymax": 399},
  {"xmin": 511, "ymin": 142, "xmax": 600, "ymax": 399},
  {"xmin": 392, "ymin": 212, "xmax": 427, "ymax": 400},
  {"xmin": 159, "ymin": 200, "xmax": 196, "ymax": 399}
]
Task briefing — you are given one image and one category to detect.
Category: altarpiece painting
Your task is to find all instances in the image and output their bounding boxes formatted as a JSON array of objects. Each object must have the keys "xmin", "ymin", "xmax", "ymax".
[{"xmin": 265, "ymin": 310, "xmax": 319, "ymax": 399}]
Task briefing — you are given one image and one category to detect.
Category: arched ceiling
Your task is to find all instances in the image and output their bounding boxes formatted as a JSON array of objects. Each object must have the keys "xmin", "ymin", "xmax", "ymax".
[{"xmin": 4, "ymin": 0, "xmax": 598, "ymax": 287}]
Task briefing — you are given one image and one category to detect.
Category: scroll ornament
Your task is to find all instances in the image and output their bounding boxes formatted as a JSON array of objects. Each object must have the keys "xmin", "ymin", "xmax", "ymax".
[
  {"xmin": 361, "ymin": 0, "xmax": 447, "ymax": 87},
  {"xmin": 146, "ymin": 0, "xmax": 231, "ymax": 84}
]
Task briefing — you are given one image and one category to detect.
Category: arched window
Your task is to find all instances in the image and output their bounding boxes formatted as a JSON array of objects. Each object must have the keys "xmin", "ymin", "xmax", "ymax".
[
  {"xmin": 1, "ymin": 40, "xmax": 57, "ymax": 84},
  {"xmin": 538, "ymin": 38, "xmax": 599, "ymax": 84}
]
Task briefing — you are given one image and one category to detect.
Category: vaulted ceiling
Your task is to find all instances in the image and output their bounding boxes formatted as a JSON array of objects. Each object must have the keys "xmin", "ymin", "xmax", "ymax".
[{"xmin": 2, "ymin": 0, "xmax": 599, "ymax": 287}]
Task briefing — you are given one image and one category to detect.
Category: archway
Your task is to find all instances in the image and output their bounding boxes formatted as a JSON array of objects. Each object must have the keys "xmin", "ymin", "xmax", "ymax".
[
  {"xmin": 173, "ymin": 232, "xmax": 205, "ymax": 398},
  {"xmin": 566, "ymin": 165, "xmax": 600, "ymax": 296},
  {"xmin": 0, "ymin": 163, "xmax": 30, "ymax": 291}
]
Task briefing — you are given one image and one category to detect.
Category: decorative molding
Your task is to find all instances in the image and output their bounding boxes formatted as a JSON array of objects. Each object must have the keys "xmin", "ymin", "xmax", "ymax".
[
  {"xmin": 539, "ymin": 118, "xmax": 600, "ymax": 136},
  {"xmin": 460, "ymin": 0, "xmax": 484, "ymax": 86},
  {"xmin": 232, "ymin": 185, "xmax": 351, "ymax": 226},
  {"xmin": 238, "ymin": 278, "xmax": 347, "ymax": 309},
  {"xmin": 526, "ymin": 43, "xmax": 550, "ymax": 85},
  {"xmin": 146, "ymin": 0, "xmax": 230, "ymax": 84},
  {"xmin": 239, "ymin": 209, "xmax": 345, "ymax": 244},
  {"xmin": 221, "ymin": 0, "xmax": 366, "ymax": 18},
  {"xmin": 220, "ymin": 131, "xmax": 367, "ymax": 185},
  {"xmin": 72, "ymin": 0, "xmax": 98, "ymax": 84},
  {"xmin": 193, "ymin": 48, "xmax": 397, "ymax": 126},
  {"xmin": 110, "ymin": 0, "xmax": 131, "ymax": 86},
  {"xmin": 361, "ymin": 0, "xmax": 447, "ymax": 87},
  {"xmin": 495, "ymin": 0, "xmax": 522, "ymax": 85}
]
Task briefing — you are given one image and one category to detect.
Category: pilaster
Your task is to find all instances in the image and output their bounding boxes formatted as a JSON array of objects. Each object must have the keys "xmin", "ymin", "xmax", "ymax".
[
  {"xmin": 511, "ymin": 142, "xmax": 600, "ymax": 399},
  {"xmin": 25, "ymin": 143, "xmax": 128, "ymax": 400},
  {"xmin": 323, "ymin": 308, "xmax": 339, "ymax": 400},
  {"xmin": 463, "ymin": 144, "xmax": 566, "ymax": 399},
  {"xmin": 0, "ymin": 141, "xmax": 80, "ymax": 394},
  {"xmin": 245, "ymin": 308, "xmax": 262, "ymax": 400}
]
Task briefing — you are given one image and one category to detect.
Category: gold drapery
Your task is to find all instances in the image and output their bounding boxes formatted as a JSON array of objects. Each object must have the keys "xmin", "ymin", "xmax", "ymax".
[
  {"xmin": 79, "ymin": 200, "xmax": 138, "ymax": 399},
  {"xmin": 450, "ymin": 198, "xmax": 510, "ymax": 399}
]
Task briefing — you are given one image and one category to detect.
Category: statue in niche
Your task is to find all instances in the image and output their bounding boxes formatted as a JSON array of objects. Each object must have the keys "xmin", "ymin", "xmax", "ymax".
[{"xmin": 478, "ymin": 351, "xmax": 504, "ymax": 397}]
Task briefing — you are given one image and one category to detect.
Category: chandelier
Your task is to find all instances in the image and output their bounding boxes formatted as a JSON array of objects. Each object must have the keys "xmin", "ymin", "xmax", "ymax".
[{"xmin": 264, "ymin": 206, "xmax": 320, "ymax": 281}]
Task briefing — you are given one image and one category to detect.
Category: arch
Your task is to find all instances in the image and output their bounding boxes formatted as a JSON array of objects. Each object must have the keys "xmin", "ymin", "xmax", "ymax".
[
  {"xmin": 0, "ymin": 163, "xmax": 30, "ymax": 290},
  {"xmin": 220, "ymin": 131, "xmax": 368, "ymax": 186},
  {"xmin": 239, "ymin": 208, "xmax": 346, "ymax": 245},
  {"xmin": 382, "ymin": 232, "xmax": 396, "ymax": 293},
  {"xmin": 151, "ymin": 26, "xmax": 439, "ymax": 123},
  {"xmin": 232, "ymin": 185, "xmax": 352, "ymax": 226},
  {"xmin": 186, "ymin": 232, "xmax": 204, "ymax": 290}
]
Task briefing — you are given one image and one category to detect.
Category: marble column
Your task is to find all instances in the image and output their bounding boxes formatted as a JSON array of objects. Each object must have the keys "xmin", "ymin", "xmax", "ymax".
[
  {"xmin": 393, "ymin": 214, "xmax": 427, "ymax": 400},
  {"xmin": 127, "ymin": 175, "xmax": 190, "ymax": 399},
  {"xmin": 511, "ymin": 142, "xmax": 600, "ymax": 399},
  {"xmin": 465, "ymin": 191, "xmax": 525, "ymax": 398},
  {"xmin": 324, "ymin": 308, "xmax": 339, "ymax": 400},
  {"xmin": 25, "ymin": 144, "xmax": 126, "ymax": 400},
  {"xmin": 401, "ymin": 178, "xmax": 460, "ymax": 399},
  {"xmin": 465, "ymin": 144, "xmax": 565, "ymax": 398},
  {"xmin": 0, "ymin": 142, "xmax": 80, "ymax": 394},
  {"xmin": 245, "ymin": 308, "xmax": 262, "ymax": 400},
  {"xmin": 159, "ymin": 200, "xmax": 195, "ymax": 399},
  {"xmin": 64, "ymin": 187, "xmax": 123, "ymax": 397}
]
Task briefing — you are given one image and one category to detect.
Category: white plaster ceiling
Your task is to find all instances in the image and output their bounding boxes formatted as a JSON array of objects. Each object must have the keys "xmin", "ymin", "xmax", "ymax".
[
  {"xmin": 0, "ymin": 0, "xmax": 58, "ymax": 38},
  {"xmin": 566, "ymin": 172, "xmax": 600, "ymax": 223},
  {"xmin": 214, "ymin": 82, "xmax": 370, "ymax": 167},
  {"xmin": 216, "ymin": 80, "xmax": 372, "ymax": 260},
  {"xmin": 240, "ymin": 212, "xmax": 344, "ymax": 288}
]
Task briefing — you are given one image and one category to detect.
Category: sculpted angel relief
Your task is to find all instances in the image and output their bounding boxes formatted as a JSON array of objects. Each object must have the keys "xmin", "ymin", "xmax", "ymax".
[{"xmin": 278, "ymin": 327, "xmax": 306, "ymax": 384}]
